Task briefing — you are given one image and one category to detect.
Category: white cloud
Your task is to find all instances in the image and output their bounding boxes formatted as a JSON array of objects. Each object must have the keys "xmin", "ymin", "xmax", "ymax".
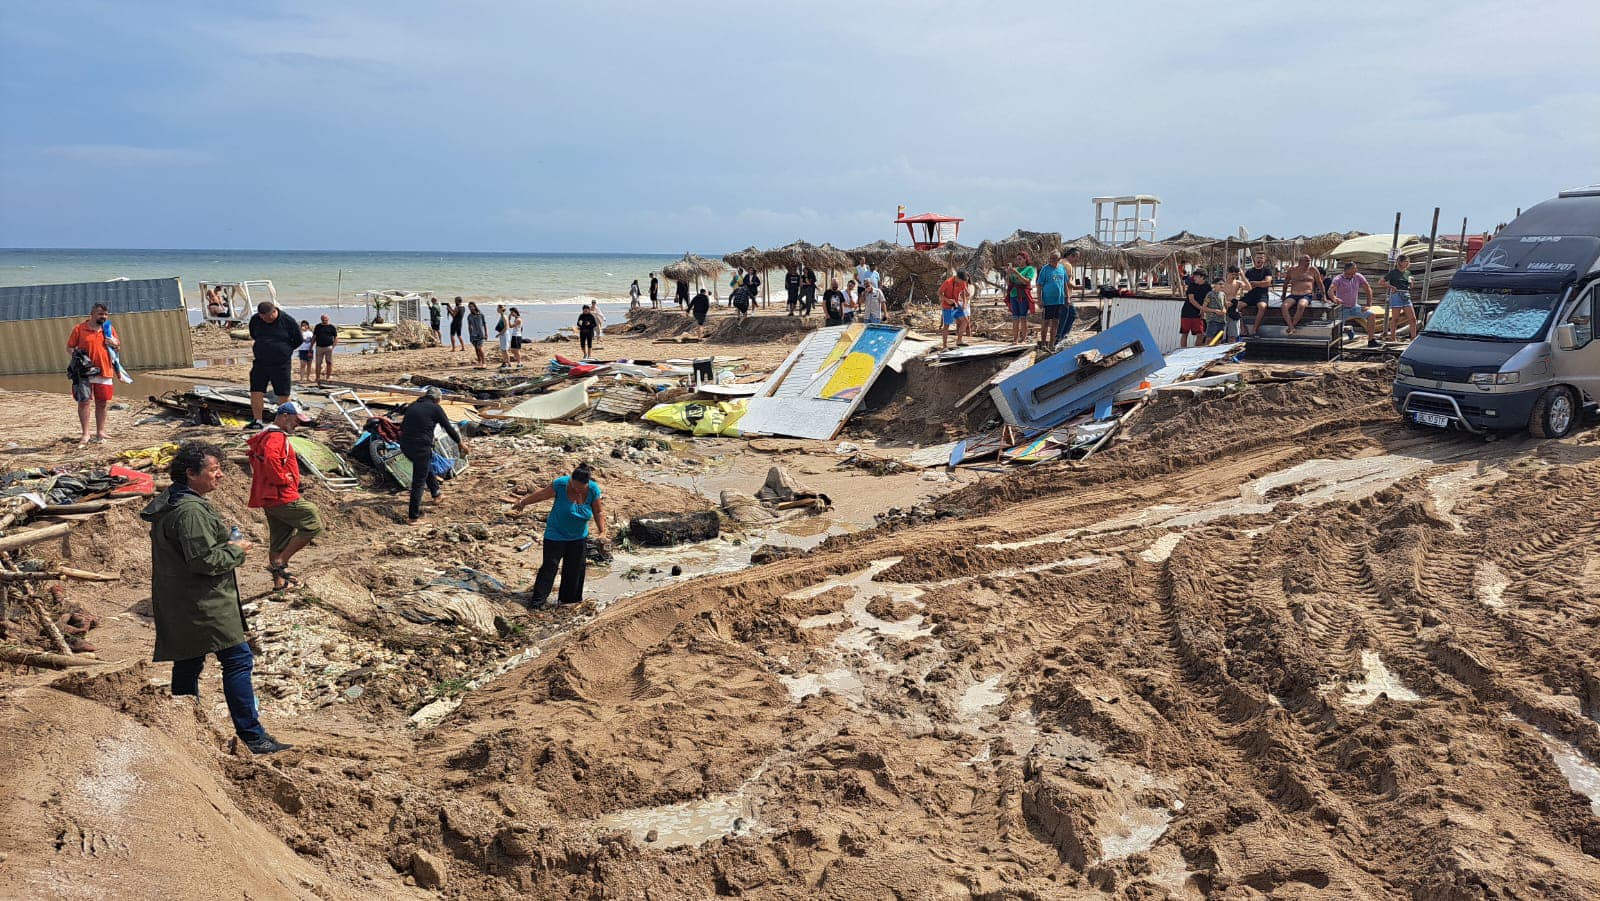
[{"xmin": 41, "ymin": 144, "xmax": 208, "ymax": 165}]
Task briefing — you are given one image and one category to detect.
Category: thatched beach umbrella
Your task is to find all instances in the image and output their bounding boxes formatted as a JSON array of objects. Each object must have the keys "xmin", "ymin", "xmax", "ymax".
[
  {"xmin": 722, "ymin": 246, "xmax": 763, "ymax": 271},
  {"xmin": 662, "ymin": 253, "xmax": 726, "ymax": 296},
  {"xmin": 1161, "ymin": 229, "xmax": 1220, "ymax": 247},
  {"xmin": 877, "ymin": 243, "xmax": 981, "ymax": 308},
  {"xmin": 845, "ymin": 239, "xmax": 900, "ymax": 267},
  {"xmin": 1062, "ymin": 233, "xmax": 1123, "ymax": 270}
]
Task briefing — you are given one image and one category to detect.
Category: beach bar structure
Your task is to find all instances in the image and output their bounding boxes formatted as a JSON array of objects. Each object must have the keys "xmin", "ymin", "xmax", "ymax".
[
  {"xmin": 0, "ymin": 277, "xmax": 192, "ymax": 376},
  {"xmin": 895, "ymin": 209, "xmax": 964, "ymax": 250},
  {"xmin": 1093, "ymin": 195, "xmax": 1161, "ymax": 245}
]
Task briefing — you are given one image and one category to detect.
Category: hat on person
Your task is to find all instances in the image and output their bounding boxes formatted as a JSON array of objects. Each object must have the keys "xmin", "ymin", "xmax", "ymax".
[{"xmin": 274, "ymin": 401, "xmax": 312, "ymax": 423}]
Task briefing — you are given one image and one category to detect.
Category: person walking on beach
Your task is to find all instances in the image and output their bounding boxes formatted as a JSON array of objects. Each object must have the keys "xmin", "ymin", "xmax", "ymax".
[
  {"xmin": 1005, "ymin": 251, "xmax": 1036, "ymax": 345},
  {"xmin": 689, "ymin": 287, "xmax": 712, "ymax": 337},
  {"xmin": 674, "ymin": 278, "xmax": 690, "ymax": 310},
  {"xmin": 448, "ymin": 297, "xmax": 466, "ymax": 352},
  {"xmin": 577, "ymin": 304, "xmax": 599, "ymax": 357},
  {"xmin": 1037, "ymin": 252, "xmax": 1069, "ymax": 346},
  {"xmin": 742, "ymin": 269, "xmax": 761, "ymax": 308},
  {"xmin": 1243, "ymin": 252, "xmax": 1276, "ymax": 338},
  {"xmin": 246, "ymin": 301, "xmax": 302, "ymax": 430},
  {"xmin": 507, "ymin": 307, "xmax": 525, "ymax": 368},
  {"xmin": 591, "ymin": 303, "xmax": 607, "ymax": 345},
  {"xmin": 246, "ymin": 402, "xmax": 322, "ymax": 591},
  {"xmin": 428, "ymin": 297, "xmax": 442, "ymax": 342},
  {"xmin": 66, "ymin": 303, "xmax": 121, "ymax": 446},
  {"xmin": 510, "ymin": 462, "xmax": 607, "ymax": 609},
  {"xmin": 823, "ymin": 279, "xmax": 846, "ymax": 325},
  {"xmin": 401, "ymin": 387, "xmax": 466, "ymax": 524},
  {"xmin": 143, "ymin": 440, "xmax": 290, "ymax": 755},
  {"xmin": 731, "ymin": 283, "xmax": 752, "ymax": 320},
  {"xmin": 629, "ymin": 279, "xmax": 642, "ymax": 311},
  {"xmin": 311, "ymin": 314, "xmax": 338, "ymax": 385},
  {"xmin": 1331, "ymin": 261, "xmax": 1378, "ymax": 345},
  {"xmin": 800, "ymin": 268, "xmax": 818, "ymax": 317},
  {"xmin": 784, "ymin": 265, "xmax": 802, "ymax": 316},
  {"xmin": 466, "ymin": 302, "xmax": 488, "ymax": 367},
  {"xmin": 494, "ymin": 304, "xmax": 511, "ymax": 368},
  {"xmin": 649, "ymin": 272, "xmax": 660, "ymax": 309},
  {"xmin": 939, "ymin": 269, "xmax": 969, "ymax": 349},
  {"xmin": 296, "ymin": 320, "xmax": 314, "ymax": 384},
  {"xmin": 1383, "ymin": 254, "xmax": 1418, "ymax": 343}
]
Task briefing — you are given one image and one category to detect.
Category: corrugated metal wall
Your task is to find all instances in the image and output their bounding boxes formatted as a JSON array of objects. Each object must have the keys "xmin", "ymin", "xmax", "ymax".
[{"xmin": 0, "ymin": 309, "xmax": 193, "ymax": 375}]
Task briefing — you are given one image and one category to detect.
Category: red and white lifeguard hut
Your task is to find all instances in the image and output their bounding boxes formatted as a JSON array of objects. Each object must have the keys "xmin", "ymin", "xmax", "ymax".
[{"xmin": 895, "ymin": 206, "xmax": 963, "ymax": 250}]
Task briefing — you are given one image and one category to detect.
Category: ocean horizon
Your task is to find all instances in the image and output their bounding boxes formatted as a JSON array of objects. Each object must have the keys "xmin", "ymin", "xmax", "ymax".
[{"xmin": 0, "ymin": 248, "xmax": 739, "ymax": 311}]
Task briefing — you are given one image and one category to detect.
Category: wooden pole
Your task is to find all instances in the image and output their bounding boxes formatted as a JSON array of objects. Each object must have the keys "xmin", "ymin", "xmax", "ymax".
[
  {"xmin": 1419, "ymin": 207, "xmax": 1441, "ymax": 317},
  {"xmin": 1389, "ymin": 212, "xmax": 1402, "ymax": 260},
  {"xmin": 0, "ymin": 523, "xmax": 75, "ymax": 554},
  {"xmin": 0, "ymin": 567, "xmax": 118, "ymax": 583},
  {"xmin": 1458, "ymin": 217, "xmax": 1468, "ymax": 263},
  {"xmin": 0, "ymin": 645, "xmax": 101, "ymax": 668},
  {"xmin": 23, "ymin": 596, "xmax": 73, "ymax": 655}
]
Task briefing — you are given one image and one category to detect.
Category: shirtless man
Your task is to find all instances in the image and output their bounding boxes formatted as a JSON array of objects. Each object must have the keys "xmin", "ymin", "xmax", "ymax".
[
  {"xmin": 1220, "ymin": 265, "xmax": 1249, "ymax": 341},
  {"xmin": 1279, "ymin": 254, "xmax": 1324, "ymax": 335}
]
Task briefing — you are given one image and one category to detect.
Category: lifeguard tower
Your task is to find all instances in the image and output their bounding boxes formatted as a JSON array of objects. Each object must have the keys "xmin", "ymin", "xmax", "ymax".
[
  {"xmin": 1093, "ymin": 195, "xmax": 1160, "ymax": 244},
  {"xmin": 895, "ymin": 208, "xmax": 963, "ymax": 250}
]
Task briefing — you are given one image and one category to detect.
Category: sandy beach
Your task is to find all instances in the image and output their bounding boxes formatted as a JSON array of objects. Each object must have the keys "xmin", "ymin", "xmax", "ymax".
[{"xmin": 4, "ymin": 299, "xmax": 1600, "ymax": 898}]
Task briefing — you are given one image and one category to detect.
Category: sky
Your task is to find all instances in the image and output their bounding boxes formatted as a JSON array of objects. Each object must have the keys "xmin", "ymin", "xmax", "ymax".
[{"xmin": 1, "ymin": 0, "xmax": 1597, "ymax": 253}]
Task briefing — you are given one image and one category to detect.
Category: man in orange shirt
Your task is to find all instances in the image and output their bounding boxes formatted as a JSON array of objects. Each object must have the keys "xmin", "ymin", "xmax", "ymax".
[
  {"xmin": 66, "ymin": 303, "xmax": 119, "ymax": 447},
  {"xmin": 939, "ymin": 269, "xmax": 970, "ymax": 350}
]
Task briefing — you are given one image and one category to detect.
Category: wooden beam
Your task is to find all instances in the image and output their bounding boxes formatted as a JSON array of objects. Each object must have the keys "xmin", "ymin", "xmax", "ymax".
[
  {"xmin": 0, "ymin": 522, "xmax": 75, "ymax": 554},
  {"xmin": 0, "ymin": 567, "xmax": 118, "ymax": 583},
  {"xmin": 0, "ymin": 645, "xmax": 101, "ymax": 669}
]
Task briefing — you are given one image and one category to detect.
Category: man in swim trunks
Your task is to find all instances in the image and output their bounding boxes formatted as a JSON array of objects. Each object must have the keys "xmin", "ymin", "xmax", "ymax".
[{"xmin": 1279, "ymin": 253, "xmax": 1324, "ymax": 335}]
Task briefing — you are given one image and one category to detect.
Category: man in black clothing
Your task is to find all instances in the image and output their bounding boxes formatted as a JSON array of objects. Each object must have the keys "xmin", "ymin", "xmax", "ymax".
[
  {"xmin": 822, "ymin": 279, "xmax": 846, "ymax": 325},
  {"xmin": 674, "ymin": 279, "xmax": 690, "ymax": 309},
  {"xmin": 400, "ymin": 387, "xmax": 467, "ymax": 524},
  {"xmin": 246, "ymin": 301, "xmax": 303, "ymax": 428},
  {"xmin": 688, "ymin": 288, "xmax": 712, "ymax": 337},
  {"xmin": 799, "ymin": 269, "xmax": 818, "ymax": 317},
  {"xmin": 730, "ymin": 285, "xmax": 751, "ymax": 319},
  {"xmin": 1242, "ymin": 252, "xmax": 1276, "ymax": 338},
  {"xmin": 784, "ymin": 266, "xmax": 802, "ymax": 315},
  {"xmin": 576, "ymin": 305, "xmax": 599, "ymax": 357},
  {"xmin": 742, "ymin": 270, "xmax": 761, "ymax": 307},
  {"xmin": 648, "ymin": 273, "xmax": 660, "ymax": 309}
]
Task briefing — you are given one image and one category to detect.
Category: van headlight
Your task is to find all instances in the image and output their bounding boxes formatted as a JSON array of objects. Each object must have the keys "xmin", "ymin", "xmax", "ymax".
[
  {"xmin": 1397, "ymin": 363, "xmax": 1414, "ymax": 377},
  {"xmin": 1469, "ymin": 372, "xmax": 1520, "ymax": 385}
]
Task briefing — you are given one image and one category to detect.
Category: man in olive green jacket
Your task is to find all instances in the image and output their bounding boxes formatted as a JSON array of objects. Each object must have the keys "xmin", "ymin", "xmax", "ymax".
[{"xmin": 142, "ymin": 441, "xmax": 290, "ymax": 754}]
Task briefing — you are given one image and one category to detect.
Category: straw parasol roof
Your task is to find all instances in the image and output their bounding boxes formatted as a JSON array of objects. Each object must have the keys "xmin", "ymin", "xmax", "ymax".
[
  {"xmin": 1301, "ymin": 231, "xmax": 1354, "ymax": 258},
  {"xmin": 722, "ymin": 246, "xmax": 764, "ymax": 271},
  {"xmin": 991, "ymin": 229, "xmax": 1063, "ymax": 269},
  {"xmin": 764, "ymin": 239, "xmax": 850, "ymax": 272},
  {"xmin": 1062, "ymin": 233, "xmax": 1124, "ymax": 269},
  {"xmin": 815, "ymin": 243, "xmax": 853, "ymax": 271},
  {"xmin": 845, "ymin": 239, "xmax": 900, "ymax": 267},
  {"xmin": 661, "ymin": 253, "xmax": 725, "ymax": 283},
  {"xmin": 1161, "ymin": 229, "xmax": 1220, "ymax": 247}
]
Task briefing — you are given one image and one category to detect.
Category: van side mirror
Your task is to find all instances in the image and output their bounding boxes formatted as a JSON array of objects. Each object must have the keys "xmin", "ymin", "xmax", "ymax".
[{"xmin": 1556, "ymin": 323, "xmax": 1579, "ymax": 351}]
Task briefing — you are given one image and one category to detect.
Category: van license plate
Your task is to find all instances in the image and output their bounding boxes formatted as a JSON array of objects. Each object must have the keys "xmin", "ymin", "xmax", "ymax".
[{"xmin": 1413, "ymin": 412, "xmax": 1450, "ymax": 428}]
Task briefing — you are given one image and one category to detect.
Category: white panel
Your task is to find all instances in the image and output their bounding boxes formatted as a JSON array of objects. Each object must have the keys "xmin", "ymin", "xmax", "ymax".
[{"xmin": 1102, "ymin": 298, "xmax": 1186, "ymax": 354}]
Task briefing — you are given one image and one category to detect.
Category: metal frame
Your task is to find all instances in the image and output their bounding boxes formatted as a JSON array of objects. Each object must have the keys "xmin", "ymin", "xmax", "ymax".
[{"xmin": 1401, "ymin": 390, "xmax": 1481, "ymax": 434}]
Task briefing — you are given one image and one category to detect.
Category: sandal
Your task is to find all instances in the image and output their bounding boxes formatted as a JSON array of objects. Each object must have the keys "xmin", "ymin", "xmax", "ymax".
[{"xmin": 267, "ymin": 563, "xmax": 300, "ymax": 591}]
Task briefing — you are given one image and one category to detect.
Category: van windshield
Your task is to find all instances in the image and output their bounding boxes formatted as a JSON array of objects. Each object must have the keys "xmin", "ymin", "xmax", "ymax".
[{"xmin": 1421, "ymin": 288, "xmax": 1564, "ymax": 342}]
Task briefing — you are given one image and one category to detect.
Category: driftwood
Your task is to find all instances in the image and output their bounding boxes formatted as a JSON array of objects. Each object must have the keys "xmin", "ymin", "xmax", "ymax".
[
  {"xmin": 0, "ymin": 645, "xmax": 101, "ymax": 669},
  {"xmin": 0, "ymin": 522, "xmax": 75, "ymax": 554},
  {"xmin": 0, "ymin": 567, "xmax": 118, "ymax": 583},
  {"xmin": 37, "ymin": 501, "xmax": 113, "ymax": 515},
  {"xmin": 23, "ymin": 596, "xmax": 73, "ymax": 655}
]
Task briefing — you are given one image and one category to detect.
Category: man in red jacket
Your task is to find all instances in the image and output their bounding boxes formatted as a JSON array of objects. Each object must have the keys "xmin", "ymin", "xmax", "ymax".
[{"xmin": 246, "ymin": 402, "xmax": 323, "ymax": 591}]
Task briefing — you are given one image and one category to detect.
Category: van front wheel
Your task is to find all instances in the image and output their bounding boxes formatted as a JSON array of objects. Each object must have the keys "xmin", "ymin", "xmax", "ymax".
[{"xmin": 1529, "ymin": 386, "xmax": 1578, "ymax": 439}]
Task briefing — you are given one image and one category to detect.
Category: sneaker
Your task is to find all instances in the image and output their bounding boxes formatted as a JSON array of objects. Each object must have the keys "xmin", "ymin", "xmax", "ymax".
[
  {"xmin": 244, "ymin": 734, "xmax": 292, "ymax": 755},
  {"xmin": 1367, "ymin": 337, "xmax": 1382, "ymax": 348},
  {"xmin": 243, "ymin": 420, "xmax": 264, "ymax": 431},
  {"xmin": 428, "ymin": 488, "xmax": 441, "ymax": 501},
  {"xmin": 1343, "ymin": 327, "xmax": 1356, "ymax": 342}
]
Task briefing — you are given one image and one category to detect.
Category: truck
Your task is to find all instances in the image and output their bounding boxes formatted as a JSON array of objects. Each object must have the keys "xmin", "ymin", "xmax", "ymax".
[{"xmin": 1394, "ymin": 186, "xmax": 1600, "ymax": 438}]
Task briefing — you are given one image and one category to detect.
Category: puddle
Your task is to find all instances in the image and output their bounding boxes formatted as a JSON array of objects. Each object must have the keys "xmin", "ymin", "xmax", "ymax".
[
  {"xmin": 1535, "ymin": 728, "xmax": 1600, "ymax": 816},
  {"xmin": 958, "ymin": 674, "xmax": 1006, "ymax": 718},
  {"xmin": 1100, "ymin": 804, "xmax": 1173, "ymax": 861},
  {"xmin": 779, "ymin": 668, "xmax": 866, "ymax": 703},
  {"xmin": 1474, "ymin": 561, "xmax": 1509, "ymax": 609},
  {"xmin": 589, "ymin": 539, "xmax": 754, "ymax": 608},
  {"xmin": 1139, "ymin": 533, "xmax": 1182, "ymax": 564},
  {"xmin": 1331, "ymin": 651, "xmax": 1421, "ymax": 708},
  {"xmin": 593, "ymin": 772, "xmax": 762, "ymax": 848}
]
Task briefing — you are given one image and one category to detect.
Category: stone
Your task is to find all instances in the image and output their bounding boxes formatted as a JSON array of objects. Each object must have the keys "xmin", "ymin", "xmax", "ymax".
[
  {"xmin": 410, "ymin": 849, "xmax": 447, "ymax": 889},
  {"xmin": 628, "ymin": 510, "xmax": 721, "ymax": 547}
]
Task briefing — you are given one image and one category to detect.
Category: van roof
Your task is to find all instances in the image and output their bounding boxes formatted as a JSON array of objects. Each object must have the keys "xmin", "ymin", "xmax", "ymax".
[
  {"xmin": 1504, "ymin": 193, "xmax": 1600, "ymax": 238},
  {"xmin": 1558, "ymin": 185, "xmax": 1600, "ymax": 198}
]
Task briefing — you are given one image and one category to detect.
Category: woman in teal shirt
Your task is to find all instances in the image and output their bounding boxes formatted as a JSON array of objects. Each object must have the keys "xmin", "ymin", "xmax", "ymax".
[{"xmin": 511, "ymin": 463, "xmax": 607, "ymax": 607}]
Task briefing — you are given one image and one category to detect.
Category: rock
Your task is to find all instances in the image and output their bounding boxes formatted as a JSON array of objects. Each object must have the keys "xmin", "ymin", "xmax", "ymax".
[
  {"xmin": 629, "ymin": 510, "xmax": 721, "ymax": 547},
  {"xmin": 645, "ymin": 829, "xmax": 659, "ymax": 843},
  {"xmin": 670, "ymin": 565, "xmax": 683, "ymax": 576},
  {"xmin": 751, "ymin": 545, "xmax": 804, "ymax": 565},
  {"xmin": 410, "ymin": 849, "xmax": 447, "ymax": 889}
]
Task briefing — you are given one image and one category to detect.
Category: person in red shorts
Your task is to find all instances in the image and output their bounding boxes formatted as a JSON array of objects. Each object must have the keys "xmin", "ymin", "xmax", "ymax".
[
  {"xmin": 1180, "ymin": 269, "xmax": 1211, "ymax": 347},
  {"xmin": 66, "ymin": 303, "xmax": 119, "ymax": 447}
]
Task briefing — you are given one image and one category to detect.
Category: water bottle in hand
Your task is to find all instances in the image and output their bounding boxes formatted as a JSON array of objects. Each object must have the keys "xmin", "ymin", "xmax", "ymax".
[{"xmin": 230, "ymin": 526, "xmax": 244, "ymax": 542}]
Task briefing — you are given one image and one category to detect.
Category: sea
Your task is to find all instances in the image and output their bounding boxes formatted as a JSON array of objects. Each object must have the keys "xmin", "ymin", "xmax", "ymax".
[{"xmin": 0, "ymin": 248, "xmax": 703, "ymax": 337}]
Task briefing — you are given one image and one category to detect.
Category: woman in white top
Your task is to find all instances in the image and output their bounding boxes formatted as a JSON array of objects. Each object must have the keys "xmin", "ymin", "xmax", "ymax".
[
  {"xmin": 496, "ymin": 304, "xmax": 512, "ymax": 368},
  {"xmin": 507, "ymin": 307, "xmax": 524, "ymax": 369},
  {"xmin": 296, "ymin": 320, "xmax": 314, "ymax": 383},
  {"xmin": 628, "ymin": 280, "xmax": 641, "ymax": 311}
]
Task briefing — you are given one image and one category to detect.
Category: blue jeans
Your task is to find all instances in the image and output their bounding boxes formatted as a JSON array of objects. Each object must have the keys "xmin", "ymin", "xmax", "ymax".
[
  {"xmin": 1051, "ymin": 303, "xmax": 1076, "ymax": 340},
  {"xmin": 171, "ymin": 641, "xmax": 267, "ymax": 742}
]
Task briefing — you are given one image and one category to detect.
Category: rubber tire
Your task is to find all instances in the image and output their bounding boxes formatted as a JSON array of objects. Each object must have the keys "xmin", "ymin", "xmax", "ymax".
[{"xmin": 1528, "ymin": 385, "xmax": 1578, "ymax": 439}]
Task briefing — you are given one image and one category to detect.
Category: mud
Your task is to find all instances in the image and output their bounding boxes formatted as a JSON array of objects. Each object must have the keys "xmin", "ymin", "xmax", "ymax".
[{"xmin": 7, "ymin": 347, "xmax": 1600, "ymax": 898}]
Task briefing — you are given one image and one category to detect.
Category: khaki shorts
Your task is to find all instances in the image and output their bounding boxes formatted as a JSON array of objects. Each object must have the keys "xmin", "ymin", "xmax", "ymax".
[
  {"xmin": 265, "ymin": 499, "xmax": 323, "ymax": 555},
  {"xmin": 313, "ymin": 346, "xmax": 333, "ymax": 366}
]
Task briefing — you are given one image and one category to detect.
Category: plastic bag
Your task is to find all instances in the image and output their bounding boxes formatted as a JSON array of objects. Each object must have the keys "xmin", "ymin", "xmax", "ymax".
[{"xmin": 643, "ymin": 400, "xmax": 746, "ymax": 437}]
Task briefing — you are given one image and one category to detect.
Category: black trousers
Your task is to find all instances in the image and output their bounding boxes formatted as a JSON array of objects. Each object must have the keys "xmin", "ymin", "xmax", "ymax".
[
  {"xmin": 406, "ymin": 448, "xmax": 439, "ymax": 520},
  {"xmin": 579, "ymin": 329, "xmax": 594, "ymax": 357},
  {"xmin": 531, "ymin": 538, "xmax": 587, "ymax": 606}
]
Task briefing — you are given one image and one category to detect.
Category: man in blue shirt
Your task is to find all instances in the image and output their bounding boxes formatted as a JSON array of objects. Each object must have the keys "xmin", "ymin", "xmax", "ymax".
[{"xmin": 1037, "ymin": 250, "xmax": 1071, "ymax": 347}]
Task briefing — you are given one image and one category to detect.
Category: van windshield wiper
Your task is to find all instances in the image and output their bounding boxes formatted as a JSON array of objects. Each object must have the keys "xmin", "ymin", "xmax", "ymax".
[{"xmin": 1421, "ymin": 330, "xmax": 1519, "ymax": 342}]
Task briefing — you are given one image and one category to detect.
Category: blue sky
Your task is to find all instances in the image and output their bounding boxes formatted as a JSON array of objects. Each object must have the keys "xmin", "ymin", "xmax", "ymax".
[{"xmin": 2, "ymin": 0, "xmax": 1596, "ymax": 252}]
